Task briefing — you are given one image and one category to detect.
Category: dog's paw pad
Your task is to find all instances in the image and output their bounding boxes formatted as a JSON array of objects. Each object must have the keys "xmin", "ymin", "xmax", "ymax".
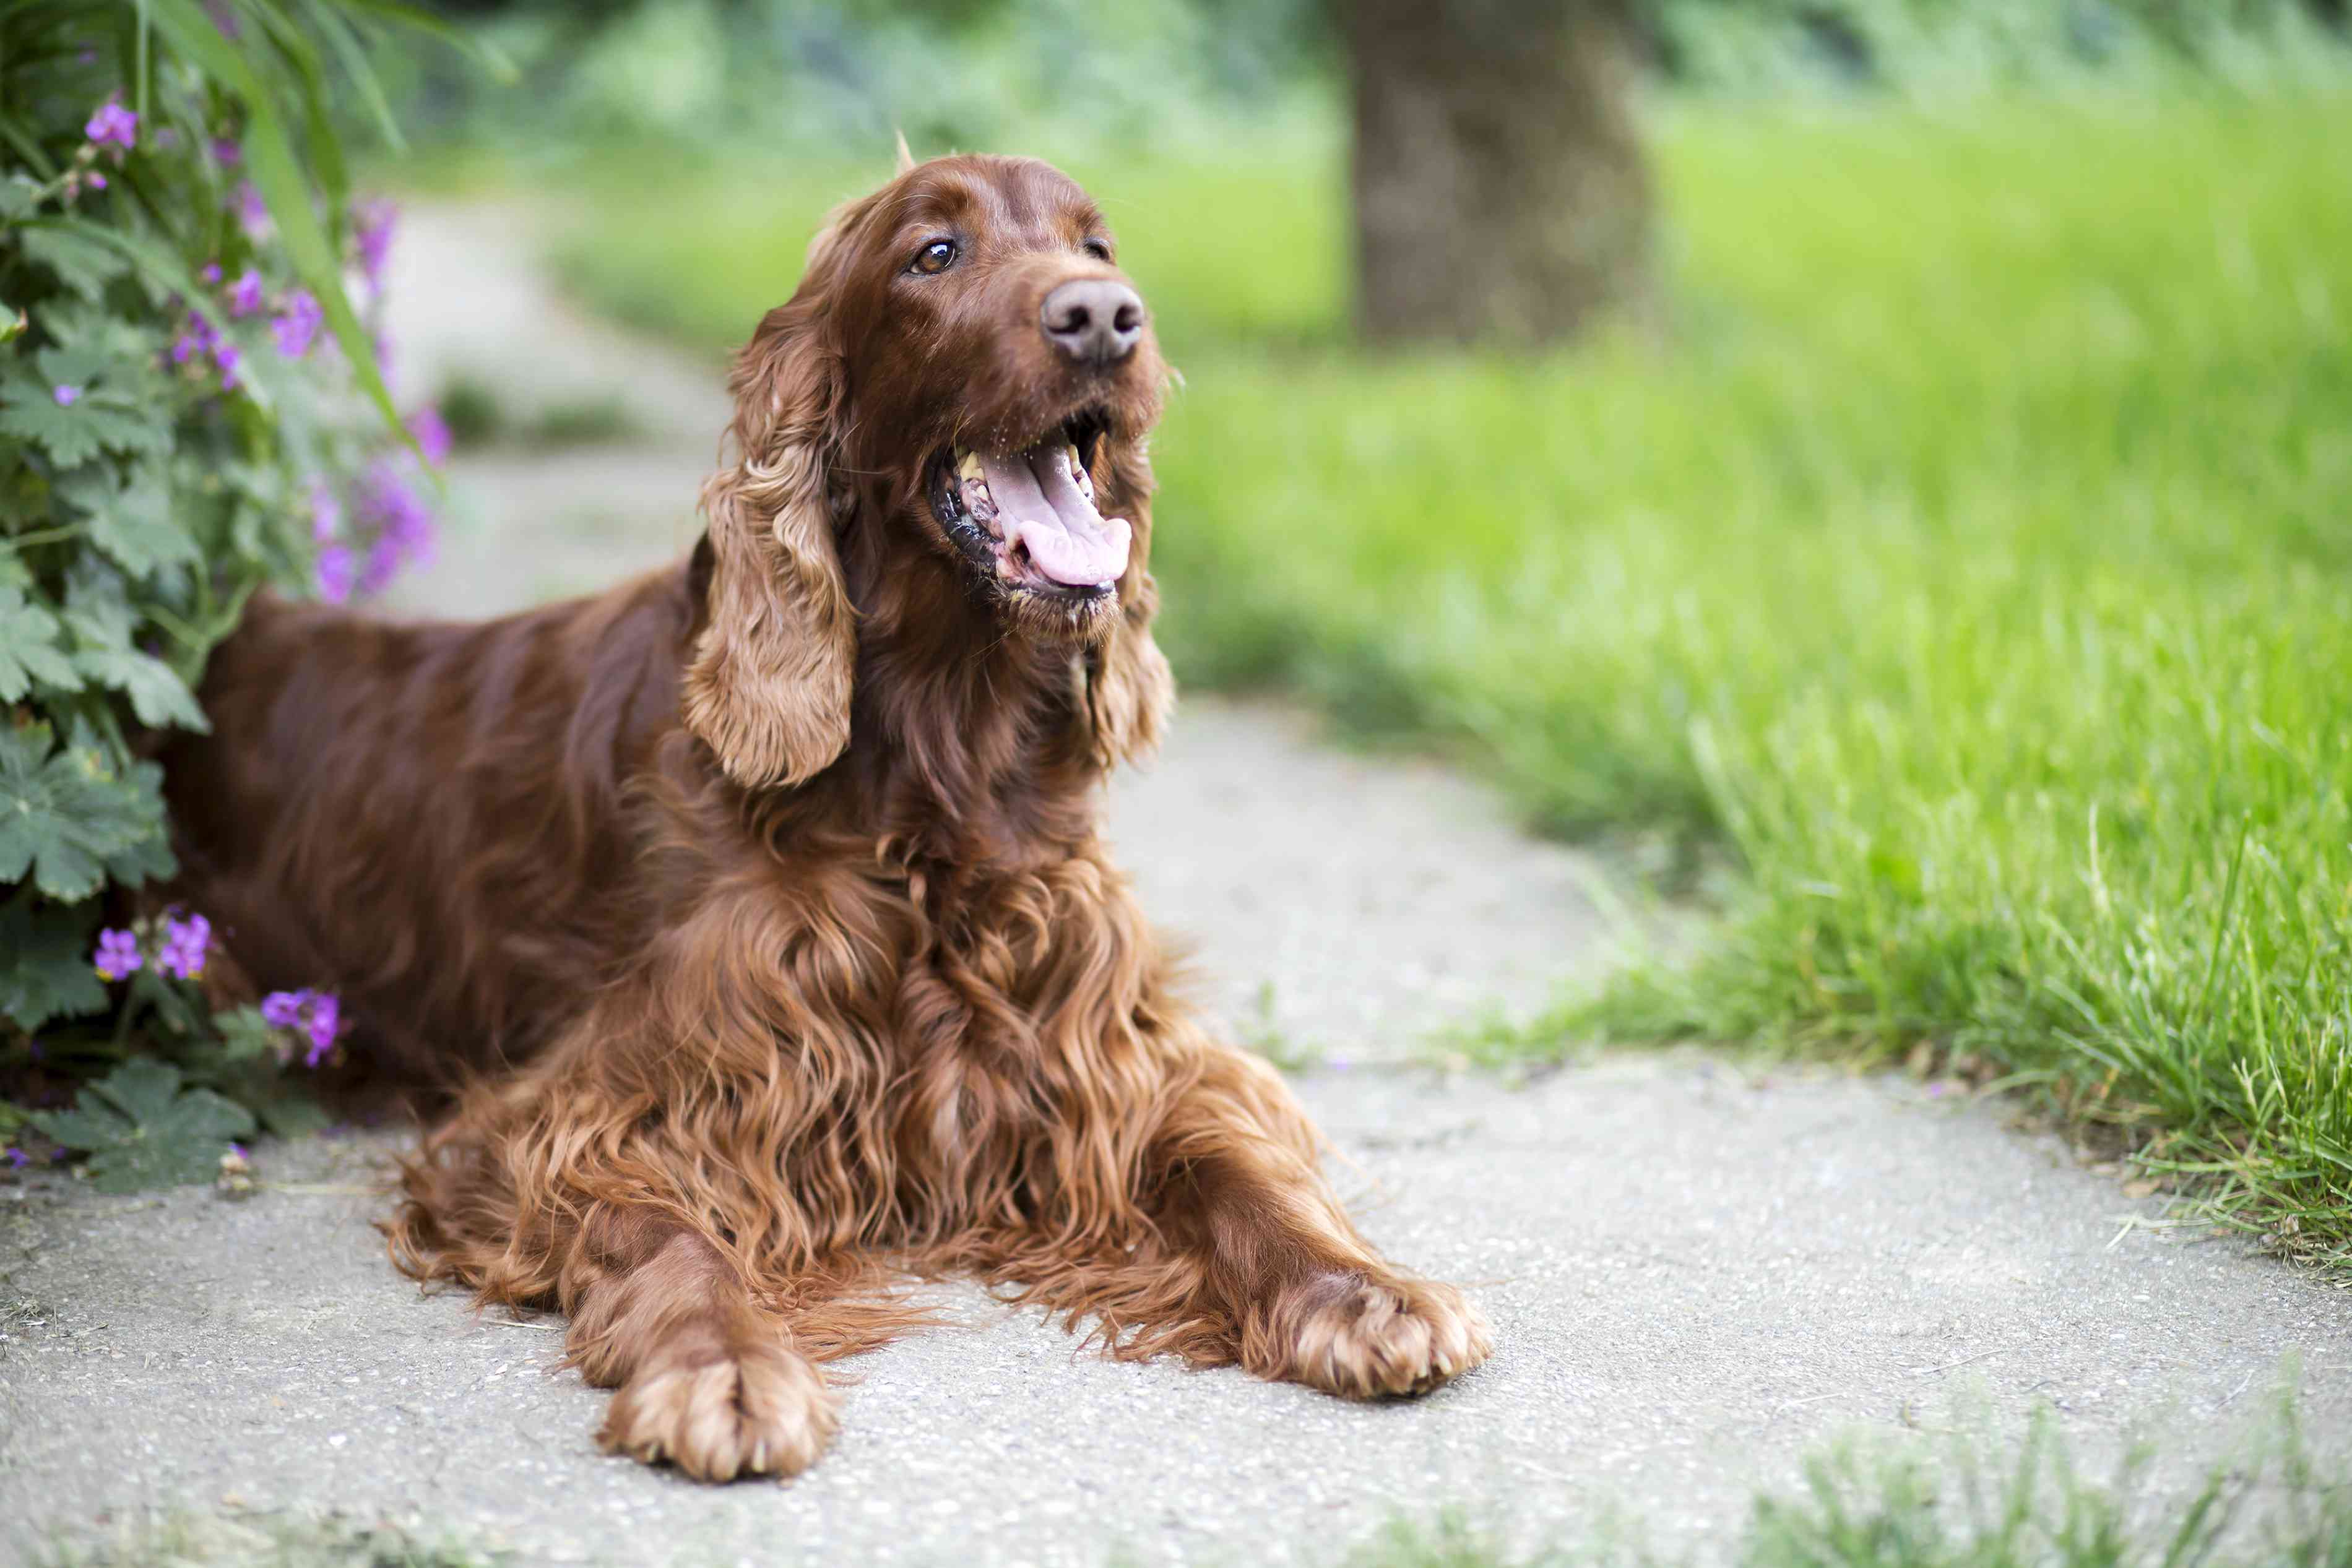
[
  {"xmin": 599, "ymin": 1342, "xmax": 836, "ymax": 1481},
  {"xmin": 1273, "ymin": 1274, "xmax": 1493, "ymax": 1400}
]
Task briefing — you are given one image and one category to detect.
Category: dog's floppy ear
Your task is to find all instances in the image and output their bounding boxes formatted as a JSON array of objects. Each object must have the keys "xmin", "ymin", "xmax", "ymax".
[
  {"xmin": 685, "ymin": 281, "xmax": 856, "ymax": 791},
  {"xmin": 1081, "ymin": 442, "xmax": 1174, "ymax": 770}
]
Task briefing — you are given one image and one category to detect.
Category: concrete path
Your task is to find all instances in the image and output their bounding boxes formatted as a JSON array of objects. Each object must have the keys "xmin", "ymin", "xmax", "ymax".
[
  {"xmin": 2, "ymin": 203, "xmax": 2346, "ymax": 1566},
  {"xmin": 5, "ymin": 1062, "xmax": 2343, "ymax": 1567}
]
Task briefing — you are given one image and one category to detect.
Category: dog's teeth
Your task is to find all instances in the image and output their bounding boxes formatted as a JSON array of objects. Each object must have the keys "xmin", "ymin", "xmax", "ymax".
[{"xmin": 956, "ymin": 450, "xmax": 985, "ymax": 484}]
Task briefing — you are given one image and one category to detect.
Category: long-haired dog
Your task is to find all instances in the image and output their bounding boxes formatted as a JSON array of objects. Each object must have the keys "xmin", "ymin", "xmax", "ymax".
[{"xmin": 162, "ymin": 153, "xmax": 1492, "ymax": 1480}]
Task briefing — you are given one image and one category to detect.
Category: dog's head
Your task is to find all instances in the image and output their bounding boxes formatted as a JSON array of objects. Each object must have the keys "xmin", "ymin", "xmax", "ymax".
[{"xmin": 685, "ymin": 153, "xmax": 1173, "ymax": 792}]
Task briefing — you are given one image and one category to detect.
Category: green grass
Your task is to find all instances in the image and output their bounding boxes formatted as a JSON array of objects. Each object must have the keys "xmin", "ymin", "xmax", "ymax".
[
  {"xmin": 1335, "ymin": 1399, "xmax": 2352, "ymax": 1568},
  {"xmin": 542, "ymin": 85, "xmax": 2352, "ymax": 1262}
]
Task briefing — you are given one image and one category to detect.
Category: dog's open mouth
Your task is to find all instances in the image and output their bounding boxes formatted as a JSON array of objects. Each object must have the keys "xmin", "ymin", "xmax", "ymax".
[{"xmin": 931, "ymin": 415, "xmax": 1126, "ymax": 599}]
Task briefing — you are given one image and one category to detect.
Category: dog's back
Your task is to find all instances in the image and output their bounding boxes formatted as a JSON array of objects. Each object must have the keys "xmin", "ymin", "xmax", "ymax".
[{"xmin": 161, "ymin": 563, "xmax": 698, "ymax": 1079}]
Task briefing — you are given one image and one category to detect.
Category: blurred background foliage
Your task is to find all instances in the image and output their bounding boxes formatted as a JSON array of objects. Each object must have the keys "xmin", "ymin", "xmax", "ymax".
[{"xmin": 382, "ymin": 0, "xmax": 2340, "ymax": 154}]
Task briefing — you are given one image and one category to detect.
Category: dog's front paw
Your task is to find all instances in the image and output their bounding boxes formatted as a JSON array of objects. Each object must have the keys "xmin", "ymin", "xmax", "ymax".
[
  {"xmin": 599, "ymin": 1339, "xmax": 836, "ymax": 1481},
  {"xmin": 1260, "ymin": 1272, "xmax": 1493, "ymax": 1398}
]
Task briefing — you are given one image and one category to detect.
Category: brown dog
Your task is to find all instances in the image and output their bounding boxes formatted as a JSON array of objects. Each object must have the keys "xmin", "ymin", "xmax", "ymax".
[{"xmin": 162, "ymin": 154, "xmax": 1491, "ymax": 1481}]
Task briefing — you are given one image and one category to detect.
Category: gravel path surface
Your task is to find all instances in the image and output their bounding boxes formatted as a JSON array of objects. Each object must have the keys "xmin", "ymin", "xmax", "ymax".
[{"xmin": 2, "ymin": 203, "xmax": 2344, "ymax": 1566}]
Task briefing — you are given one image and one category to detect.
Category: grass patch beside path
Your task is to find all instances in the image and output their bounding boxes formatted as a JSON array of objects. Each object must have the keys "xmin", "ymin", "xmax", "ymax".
[
  {"xmin": 1344, "ymin": 1402, "xmax": 2352, "ymax": 1568},
  {"xmin": 543, "ymin": 86, "xmax": 2352, "ymax": 1261}
]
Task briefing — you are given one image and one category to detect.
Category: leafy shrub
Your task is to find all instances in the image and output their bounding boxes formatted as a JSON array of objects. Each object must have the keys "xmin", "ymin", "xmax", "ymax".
[{"xmin": 0, "ymin": 0, "xmax": 480, "ymax": 1182}]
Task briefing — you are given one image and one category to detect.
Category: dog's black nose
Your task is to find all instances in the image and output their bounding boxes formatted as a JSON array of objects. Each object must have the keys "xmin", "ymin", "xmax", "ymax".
[{"xmin": 1040, "ymin": 279, "xmax": 1144, "ymax": 366}]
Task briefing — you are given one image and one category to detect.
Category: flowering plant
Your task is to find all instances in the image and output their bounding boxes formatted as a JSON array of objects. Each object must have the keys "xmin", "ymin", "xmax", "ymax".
[{"xmin": 0, "ymin": 0, "xmax": 493, "ymax": 1181}]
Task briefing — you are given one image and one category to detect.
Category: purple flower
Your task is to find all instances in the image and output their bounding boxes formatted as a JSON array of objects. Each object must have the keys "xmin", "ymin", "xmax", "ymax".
[
  {"xmin": 304, "ymin": 994, "xmax": 340, "ymax": 1066},
  {"xmin": 92, "ymin": 928, "xmax": 142, "ymax": 981},
  {"xmin": 261, "ymin": 988, "xmax": 344, "ymax": 1066},
  {"xmin": 86, "ymin": 173, "xmax": 106, "ymax": 191},
  {"xmin": 362, "ymin": 459, "xmax": 433, "ymax": 546},
  {"xmin": 212, "ymin": 340, "xmax": 243, "ymax": 392},
  {"xmin": 271, "ymin": 289, "xmax": 322, "ymax": 358},
  {"xmin": 85, "ymin": 100, "xmax": 137, "ymax": 152},
  {"xmin": 309, "ymin": 479, "xmax": 342, "ymax": 543},
  {"xmin": 227, "ymin": 269, "xmax": 264, "ymax": 318},
  {"xmin": 353, "ymin": 199, "xmax": 397, "ymax": 290},
  {"xmin": 228, "ymin": 1142, "xmax": 249, "ymax": 1160},
  {"xmin": 348, "ymin": 457, "xmax": 437, "ymax": 595},
  {"xmin": 211, "ymin": 137, "xmax": 241, "ymax": 167},
  {"xmin": 199, "ymin": 262, "xmax": 222, "ymax": 286},
  {"xmin": 172, "ymin": 318, "xmax": 215, "ymax": 365},
  {"xmin": 358, "ymin": 536, "xmax": 404, "ymax": 598},
  {"xmin": 409, "ymin": 403, "xmax": 451, "ymax": 467},
  {"xmin": 314, "ymin": 544, "xmax": 355, "ymax": 604},
  {"xmin": 4, "ymin": 1147, "xmax": 27, "ymax": 1171},
  {"xmin": 52, "ymin": 384, "xmax": 79, "ymax": 406},
  {"xmin": 233, "ymin": 181, "xmax": 271, "ymax": 240},
  {"xmin": 158, "ymin": 913, "xmax": 212, "ymax": 980},
  {"xmin": 205, "ymin": 0, "xmax": 243, "ymax": 38}
]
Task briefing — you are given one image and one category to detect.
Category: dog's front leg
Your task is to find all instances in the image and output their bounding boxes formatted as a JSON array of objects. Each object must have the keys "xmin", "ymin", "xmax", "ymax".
[
  {"xmin": 1147, "ymin": 1049, "xmax": 1493, "ymax": 1398},
  {"xmin": 560, "ymin": 1204, "xmax": 837, "ymax": 1480}
]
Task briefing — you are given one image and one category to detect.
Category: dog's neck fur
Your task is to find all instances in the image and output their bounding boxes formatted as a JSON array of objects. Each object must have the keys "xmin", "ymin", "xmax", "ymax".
[{"xmin": 810, "ymin": 538, "xmax": 1105, "ymax": 865}]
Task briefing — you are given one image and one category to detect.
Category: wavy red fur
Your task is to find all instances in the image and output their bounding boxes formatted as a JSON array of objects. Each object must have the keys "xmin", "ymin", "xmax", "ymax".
[{"xmin": 160, "ymin": 155, "xmax": 1490, "ymax": 1481}]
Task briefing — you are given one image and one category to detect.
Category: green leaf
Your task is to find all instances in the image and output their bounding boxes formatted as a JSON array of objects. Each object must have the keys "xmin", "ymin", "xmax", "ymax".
[
  {"xmin": 254, "ymin": 1093, "xmax": 329, "ymax": 1139},
  {"xmin": 0, "ymin": 176, "xmax": 41, "ymax": 222},
  {"xmin": 0, "ymin": 585, "xmax": 84, "ymax": 702},
  {"xmin": 17, "ymin": 227, "xmax": 129, "ymax": 304},
  {"xmin": 301, "ymin": 0, "xmax": 406, "ymax": 152},
  {"xmin": 64, "ymin": 571, "xmax": 208, "ymax": 731},
  {"xmin": 34, "ymin": 304, "xmax": 170, "ymax": 385},
  {"xmin": 0, "ymin": 893, "xmax": 105, "ymax": 1030},
  {"xmin": 340, "ymin": 0, "xmax": 517, "ymax": 80},
  {"xmin": 59, "ymin": 467, "xmax": 201, "ymax": 581},
  {"xmin": 0, "ymin": 720, "xmax": 170, "ymax": 900},
  {"xmin": 104, "ymin": 809, "xmax": 177, "ymax": 885},
  {"xmin": 211, "ymin": 1004, "xmax": 284, "ymax": 1061},
  {"xmin": 0, "ymin": 373, "xmax": 170, "ymax": 467},
  {"xmin": 30, "ymin": 1056, "xmax": 255, "ymax": 1193},
  {"xmin": 74, "ymin": 644, "xmax": 205, "ymax": 730}
]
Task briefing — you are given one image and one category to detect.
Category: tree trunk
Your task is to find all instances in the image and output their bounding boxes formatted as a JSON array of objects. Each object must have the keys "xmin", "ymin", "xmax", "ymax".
[{"xmin": 1345, "ymin": 0, "xmax": 1654, "ymax": 348}]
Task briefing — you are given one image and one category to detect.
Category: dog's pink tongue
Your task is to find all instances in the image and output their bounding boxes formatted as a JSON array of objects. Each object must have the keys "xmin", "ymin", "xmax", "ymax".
[{"xmin": 979, "ymin": 446, "xmax": 1130, "ymax": 588}]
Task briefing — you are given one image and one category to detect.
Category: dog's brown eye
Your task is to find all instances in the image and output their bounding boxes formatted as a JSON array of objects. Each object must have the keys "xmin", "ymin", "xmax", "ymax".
[
  {"xmin": 910, "ymin": 239, "xmax": 958, "ymax": 275},
  {"xmin": 1082, "ymin": 238, "xmax": 1112, "ymax": 262}
]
